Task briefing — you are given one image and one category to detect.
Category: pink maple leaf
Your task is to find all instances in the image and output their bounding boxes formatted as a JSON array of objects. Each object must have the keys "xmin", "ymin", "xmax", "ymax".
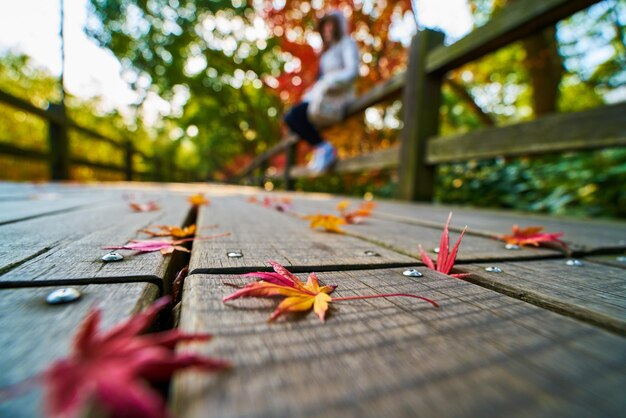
[
  {"xmin": 43, "ymin": 296, "xmax": 229, "ymax": 418},
  {"xmin": 103, "ymin": 233, "xmax": 231, "ymax": 256},
  {"xmin": 129, "ymin": 201, "xmax": 160, "ymax": 212},
  {"xmin": 418, "ymin": 213, "xmax": 470, "ymax": 279}
]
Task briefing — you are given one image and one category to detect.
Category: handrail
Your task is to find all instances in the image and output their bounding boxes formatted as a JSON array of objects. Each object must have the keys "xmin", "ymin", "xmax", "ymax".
[
  {"xmin": 0, "ymin": 88, "xmax": 159, "ymax": 180},
  {"xmin": 238, "ymin": 0, "xmax": 612, "ymax": 201},
  {"xmin": 426, "ymin": 0, "xmax": 600, "ymax": 74}
]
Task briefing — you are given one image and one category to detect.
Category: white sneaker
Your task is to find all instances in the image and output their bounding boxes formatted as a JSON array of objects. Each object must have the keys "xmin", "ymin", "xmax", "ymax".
[{"xmin": 310, "ymin": 142, "xmax": 336, "ymax": 173}]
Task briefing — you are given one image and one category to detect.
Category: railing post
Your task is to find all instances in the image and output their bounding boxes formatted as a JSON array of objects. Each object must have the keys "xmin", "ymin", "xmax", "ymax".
[
  {"xmin": 284, "ymin": 143, "xmax": 296, "ymax": 191},
  {"xmin": 124, "ymin": 140, "xmax": 133, "ymax": 181},
  {"xmin": 257, "ymin": 161, "xmax": 268, "ymax": 188},
  {"xmin": 397, "ymin": 30, "xmax": 445, "ymax": 201},
  {"xmin": 47, "ymin": 103, "xmax": 70, "ymax": 180},
  {"xmin": 153, "ymin": 156, "xmax": 163, "ymax": 182}
]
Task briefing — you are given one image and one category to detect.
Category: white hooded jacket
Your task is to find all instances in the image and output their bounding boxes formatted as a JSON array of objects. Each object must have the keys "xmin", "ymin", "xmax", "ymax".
[{"xmin": 304, "ymin": 11, "xmax": 360, "ymax": 124}]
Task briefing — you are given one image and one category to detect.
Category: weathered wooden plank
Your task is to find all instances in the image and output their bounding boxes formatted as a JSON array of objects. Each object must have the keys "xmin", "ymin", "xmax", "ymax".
[
  {"xmin": 0, "ymin": 192, "xmax": 192, "ymax": 288},
  {"xmin": 397, "ymin": 30, "xmax": 445, "ymax": 201},
  {"xmin": 426, "ymin": 0, "xmax": 601, "ymax": 74},
  {"xmin": 371, "ymin": 199, "xmax": 626, "ymax": 254},
  {"xmin": 0, "ymin": 194, "xmax": 109, "ymax": 225},
  {"xmin": 0, "ymin": 282, "xmax": 159, "ymax": 418},
  {"xmin": 286, "ymin": 195, "xmax": 561, "ymax": 262},
  {"xmin": 171, "ymin": 269, "xmax": 626, "ymax": 418},
  {"xmin": 188, "ymin": 196, "xmax": 416, "ymax": 274},
  {"xmin": 587, "ymin": 255, "xmax": 626, "ymax": 269},
  {"xmin": 456, "ymin": 259, "xmax": 626, "ymax": 335},
  {"xmin": 426, "ymin": 102, "xmax": 626, "ymax": 163}
]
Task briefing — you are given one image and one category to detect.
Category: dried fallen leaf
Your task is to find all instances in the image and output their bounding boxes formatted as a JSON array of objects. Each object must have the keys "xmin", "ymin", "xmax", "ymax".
[
  {"xmin": 103, "ymin": 233, "xmax": 230, "ymax": 256},
  {"xmin": 129, "ymin": 201, "xmax": 160, "ymax": 212},
  {"xmin": 140, "ymin": 224, "xmax": 197, "ymax": 239},
  {"xmin": 188, "ymin": 194, "xmax": 209, "ymax": 206},
  {"xmin": 260, "ymin": 196, "xmax": 293, "ymax": 212},
  {"xmin": 224, "ymin": 261, "xmax": 438, "ymax": 323},
  {"xmin": 42, "ymin": 296, "xmax": 229, "ymax": 418},
  {"xmin": 499, "ymin": 225, "xmax": 566, "ymax": 248},
  {"xmin": 337, "ymin": 200, "xmax": 376, "ymax": 224},
  {"xmin": 418, "ymin": 213, "xmax": 469, "ymax": 279},
  {"xmin": 303, "ymin": 214, "xmax": 346, "ymax": 233}
]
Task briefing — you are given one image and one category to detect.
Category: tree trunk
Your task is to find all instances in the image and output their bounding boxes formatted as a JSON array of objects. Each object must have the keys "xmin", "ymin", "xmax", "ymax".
[
  {"xmin": 522, "ymin": 27, "xmax": 563, "ymax": 116},
  {"xmin": 494, "ymin": 0, "xmax": 564, "ymax": 116}
]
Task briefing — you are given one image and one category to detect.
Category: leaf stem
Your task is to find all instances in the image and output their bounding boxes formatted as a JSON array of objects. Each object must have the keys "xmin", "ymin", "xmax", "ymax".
[{"xmin": 332, "ymin": 293, "xmax": 439, "ymax": 308}]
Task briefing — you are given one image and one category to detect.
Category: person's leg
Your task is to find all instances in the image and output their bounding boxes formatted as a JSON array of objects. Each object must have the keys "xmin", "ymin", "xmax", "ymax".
[
  {"xmin": 284, "ymin": 102, "xmax": 336, "ymax": 172},
  {"xmin": 284, "ymin": 102, "xmax": 324, "ymax": 146}
]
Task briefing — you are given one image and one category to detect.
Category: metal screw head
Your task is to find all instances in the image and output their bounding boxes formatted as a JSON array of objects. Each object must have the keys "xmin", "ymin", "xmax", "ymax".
[
  {"xmin": 616, "ymin": 256, "xmax": 626, "ymax": 263},
  {"xmin": 364, "ymin": 250, "xmax": 380, "ymax": 257},
  {"xmin": 504, "ymin": 244, "xmax": 521, "ymax": 250},
  {"xmin": 565, "ymin": 259, "xmax": 584, "ymax": 267},
  {"xmin": 46, "ymin": 288, "xmax": 81, "ymax": 305},
  {"xmin": 432, "ymin": 247, "xmax": 440, "ymax": 254},
  {"xmin": 101, "ymin": 251, "xmax": 124, "ymax": 262},
  {"xmin": 403, "ymin": 269, "xmax": 423, "ymax": 277},
  {"xmin": 485, "ymin": 266, "xmax": 503, "ymax": 273},
  {"xmin": 227, "ymin": 251, "xmax": 243, "ymax": 258}
]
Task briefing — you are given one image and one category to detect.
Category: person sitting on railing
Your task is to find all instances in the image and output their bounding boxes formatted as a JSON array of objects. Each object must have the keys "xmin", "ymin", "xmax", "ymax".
[{"xmin": 284, "ymin": 10, "xmax": 360, "ymax": 173}]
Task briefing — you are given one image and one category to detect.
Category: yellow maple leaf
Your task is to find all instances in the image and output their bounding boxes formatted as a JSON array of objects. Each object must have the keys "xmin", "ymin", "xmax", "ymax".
[
  {"xmin": 303, "ymin": 214, "xmax": 346, "ymax": 233},
  {"xmin": 188, "ymin": 194, "xmax": 209, "ymax": 206}
]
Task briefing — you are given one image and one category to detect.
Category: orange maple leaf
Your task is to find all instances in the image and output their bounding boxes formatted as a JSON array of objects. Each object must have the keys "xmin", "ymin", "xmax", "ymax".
[
  {"xmin": 499, "ymin": 225, "xmax": 566, "ymax": 248},
  {"xmin": 303, "ymin": 214, "xmax": 346, "ymax": 233},
  {"xmin": 129, "ymin": 201, "xmax": 160, "ymax": 212},
  {"xmin": 223, "ymin": 261, "xmax": 438, "ymax": 323},
  {"xmin": 337, "ymin": 200, "xmax": 376, "ymax": 224},
  {"xmin": 140, "ymin": 224, "xmax": 197, "ymax": 238},
  {"xmin": 188, "ymin": 194, "xmax": 209, "ymax": 206},
  {"xmin": 418, "ymin": 213, "xmax": 469, "ymax": 279}
]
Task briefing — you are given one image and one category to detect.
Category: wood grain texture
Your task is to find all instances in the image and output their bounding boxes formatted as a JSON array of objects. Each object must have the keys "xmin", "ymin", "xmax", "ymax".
[
  {"xmin": 0, "ymin": 195, "xmax": 107, "ymax": 225},
  {"xmin": 371, "ymin": 199, "xmax": 626, "ymax": 254},
  {"xmin": 456, "ymin": 259, "xmax": 626, "ymax": 335},
  {"xmin": 287, "ymin": 196, "xmax": 562, "ymax": 262},
  {"xmin": 426, "ymin": 102, "xmax": 626, "ymax": 163},
  {"xmin": 171, "ymin": 270, "xmax": 626, "ymax": 418},
  {"xmin": 188, "ymin": 196, "xmax": 416, "ymax": 274},
  {"xmin": 0, "ymin": 282, "xmax": 159, "ymax": 418},
  {"xmin": 0, "ymin": 191, "xmax": 191, "ymax": 288}
]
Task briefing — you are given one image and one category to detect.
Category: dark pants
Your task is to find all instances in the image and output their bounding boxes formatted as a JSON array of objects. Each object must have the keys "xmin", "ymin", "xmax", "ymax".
[{"xmin": 284, "ymin": 102, "xmax": 324, "ymax": 146}]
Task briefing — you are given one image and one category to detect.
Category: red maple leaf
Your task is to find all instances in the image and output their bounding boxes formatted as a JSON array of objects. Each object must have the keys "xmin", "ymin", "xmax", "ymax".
[
  {"xmin": 42, "ymin": 297, "xmax": 229, "ymax": 418},
  {"xmin": 418, "ymin": 213, "xmax": 469, "ymax": 279},
  {"xmin": 499, "ymin": 225, "xmax": 566, "ymax": 249}
]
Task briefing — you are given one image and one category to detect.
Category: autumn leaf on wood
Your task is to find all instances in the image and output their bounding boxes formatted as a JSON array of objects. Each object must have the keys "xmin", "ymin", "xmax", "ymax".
[
  {"xmin": 41, "ymin": 296, "xmax": 229, "ymax": 418},
  {"xmin": 172, "ymin": 265, "xmax": 189, "ymax": 302},
  {"xmin": 129, "ymin": 201, "xmax": 160, "ymax": 212},
  {"xmin": 103, "ymin": 233, "xmax": 230, "ymax": 256},
  {"xmin": 499, "ymin": 225, "xmax": 566, "ymax": 249},
  {"xmin": 303, "ymin": 214, "xmax": 346, "ymax": 233},
  {"xmin": 140, "ymin": 224, "xmax": 197, "ymax": 239},
  {"xmin": 418, "ymin": 213, "xmax": 469, "ymax": 279},
  {"xmin": 188, "ymin": 194, "xmax": 209, "ymax": 206},
  {"xmin": 224, "ymin": 261, "xmax": 439, "ymax": 323},
  {"xmin": 337, "ymin": 200, "xmax": 376, "ymax": 224},
  {"xmin": 262, "ymin": 196, "xmax": 293, "ymax": 212}
]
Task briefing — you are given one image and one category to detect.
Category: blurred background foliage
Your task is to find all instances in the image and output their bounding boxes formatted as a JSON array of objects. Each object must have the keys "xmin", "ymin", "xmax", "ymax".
[{"xmin": 0, "ymin": 0, "xmax": 624, "ymax": 217}]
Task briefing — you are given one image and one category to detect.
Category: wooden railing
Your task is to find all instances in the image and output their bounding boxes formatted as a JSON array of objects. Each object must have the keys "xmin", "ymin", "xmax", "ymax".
[
  {"xmin": 0, "ymin": 89, "xmax": 193, "ymax": 182},
  {"xmin": 236, "ymin": 0, "xmax": 626, "ymax": 200}
]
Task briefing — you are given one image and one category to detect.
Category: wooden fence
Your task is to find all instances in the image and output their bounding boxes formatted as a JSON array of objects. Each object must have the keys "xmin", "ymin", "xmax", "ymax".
[
  {"xmin": 236, "ymin": 0, "xmax": 626, "ymax": 200},
  {"xmin": 0, "ymin": 89, "xmax": 193, "ymax": 182}
]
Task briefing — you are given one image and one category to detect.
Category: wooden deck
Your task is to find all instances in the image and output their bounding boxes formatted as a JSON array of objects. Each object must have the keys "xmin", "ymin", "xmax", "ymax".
[{"xmin": 0, "ymin": 182, "xmax": 625, "ymax": 417}]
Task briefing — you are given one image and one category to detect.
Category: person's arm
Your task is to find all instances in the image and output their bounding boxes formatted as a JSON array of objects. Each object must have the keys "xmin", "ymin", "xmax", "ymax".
[{"xmin": 319, "ymin": 38, "xmax": 359, "ymax": 91}]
